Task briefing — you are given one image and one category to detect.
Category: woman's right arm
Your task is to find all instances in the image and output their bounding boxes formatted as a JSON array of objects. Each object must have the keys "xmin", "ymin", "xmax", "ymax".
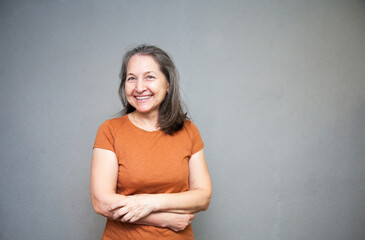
[
  {"xmin": 90, "ymin": 148, "xmax": 125, "ymax": 217},
  {"xmin": 90, "ymin": 148, "xmax": 193, "ymax": 231}
]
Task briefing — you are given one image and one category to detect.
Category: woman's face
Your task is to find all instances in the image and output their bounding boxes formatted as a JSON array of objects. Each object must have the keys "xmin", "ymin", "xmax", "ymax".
[{"xmin": 125, "ymin": 54, "xmax": 169, "ymax": 115}]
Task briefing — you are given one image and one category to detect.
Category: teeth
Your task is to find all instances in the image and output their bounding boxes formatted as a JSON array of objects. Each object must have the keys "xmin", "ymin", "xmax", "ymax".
[{"xmin": 136, "ymin": 96, "xmax": 151, "ymax": 100}]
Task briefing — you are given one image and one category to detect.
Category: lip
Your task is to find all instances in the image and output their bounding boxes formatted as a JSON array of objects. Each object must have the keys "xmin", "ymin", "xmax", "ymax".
[{"xmin": 134, "ymin": 95, "xmax": 153, "ymax": 102}]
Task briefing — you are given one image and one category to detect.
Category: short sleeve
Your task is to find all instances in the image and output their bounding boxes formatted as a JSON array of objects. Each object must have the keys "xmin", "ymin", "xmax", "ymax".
[
  {"xmin": 190, "ymin": 122, "xmax": 204, "ymax": 155},
  {"xmin": 93, "ymin": 120, "xmax": 115, "ymax": 153}
]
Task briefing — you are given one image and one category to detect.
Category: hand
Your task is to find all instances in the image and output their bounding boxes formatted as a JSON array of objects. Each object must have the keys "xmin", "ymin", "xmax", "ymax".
[
  {"xmin": 109, "ymin": 194, "xmax": 157, "ymax": 223},
  {"xmin": 166, "ymin": 213, "xmax": 195, "ymax": 232}
]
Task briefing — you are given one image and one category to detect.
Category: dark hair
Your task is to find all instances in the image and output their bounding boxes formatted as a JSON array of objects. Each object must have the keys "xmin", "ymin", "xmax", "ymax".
[{"xmin": 118, "ymin": 44, "xmax": 187, "ymax": 135}]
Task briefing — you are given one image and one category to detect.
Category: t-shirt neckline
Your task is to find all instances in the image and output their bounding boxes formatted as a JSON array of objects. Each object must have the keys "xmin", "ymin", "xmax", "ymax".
[{"xmin": 126, "ymin": 114, "xmax": 162, "ymax": 134}]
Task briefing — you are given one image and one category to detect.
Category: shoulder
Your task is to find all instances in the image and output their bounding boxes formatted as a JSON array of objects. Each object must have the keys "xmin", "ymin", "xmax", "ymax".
[
  {"xmin": 107, "ymin": 115, "xmax": 128, "ymax": 127},
  {"xmin": 181, "ymin": 120, "xmax": 202, "ymax": 138},
  {"xmin": 99, "ymin": 115, "xmax": 128, "ymax": 132},
  {"xmin": 183, "ymin": 120, "xmax": 199, "ymax": 131}
]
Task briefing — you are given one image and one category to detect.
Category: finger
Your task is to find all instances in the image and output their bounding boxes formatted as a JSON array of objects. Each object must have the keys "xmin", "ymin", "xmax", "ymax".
[
  {"xmin": 121, "ymin": 211, "xmax": 135, "ymax": 222},
  {"xmin": 129, "ymin": 208, "xmax": 144, "ymax": 223},
  {"xmin": 112, "ymin": 207, "xmax": 129, "ymax": 220},
  {"xmin": 129, "ymin": 215, "xmax": 140, "ymax": 223},
  {"xmin": 108, "ymin": 200, "xmax": 127, "ymax": 212}
]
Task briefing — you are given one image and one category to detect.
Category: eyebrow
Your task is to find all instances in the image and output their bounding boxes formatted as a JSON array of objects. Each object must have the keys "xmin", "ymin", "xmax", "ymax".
[
  {"xmin": 127, "ymin": 71, "xmax": 156, "ymax": 76},
  {"xmin": 145, "ymin": 71, "xmax": 156, "ymax": 75}
]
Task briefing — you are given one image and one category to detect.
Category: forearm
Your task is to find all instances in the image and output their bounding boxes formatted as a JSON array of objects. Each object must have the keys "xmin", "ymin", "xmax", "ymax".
[
  {"xmin": 152, "ymin": 189, "xmax": 211, "ymax": 214},
  {"xmin": 135, "ymin": 212, "xmax": 195, "ymax": 232},
  {"xmin": 133, "ymin": 212, "xmax": 169, "ymax": 228},
  {"xmin": 92, "ymin": 193, "xmax": 173, "ymax": 228}
]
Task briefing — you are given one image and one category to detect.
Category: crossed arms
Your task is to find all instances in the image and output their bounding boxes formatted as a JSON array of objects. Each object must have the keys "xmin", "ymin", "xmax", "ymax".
[{"xmin": 90, "ymin": 148, "xmax": 212, "ymax": 232}]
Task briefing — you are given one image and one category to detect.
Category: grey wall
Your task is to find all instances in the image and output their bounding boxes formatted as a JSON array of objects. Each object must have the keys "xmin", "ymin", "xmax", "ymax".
[{"xmin": 1, "ymin": 1, "xmax": 364, "ymax": 239}]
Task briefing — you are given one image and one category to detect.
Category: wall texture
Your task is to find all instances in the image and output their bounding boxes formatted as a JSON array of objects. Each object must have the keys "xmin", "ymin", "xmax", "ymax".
[{"xmin": 1, "ymin": 1, "xmax": 364, "ymax": 239}]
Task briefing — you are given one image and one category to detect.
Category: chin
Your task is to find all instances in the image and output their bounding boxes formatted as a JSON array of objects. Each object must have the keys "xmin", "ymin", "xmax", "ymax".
[{"xmin": 134, "ymin": 106, "xmax": 155, "ymax": 114}]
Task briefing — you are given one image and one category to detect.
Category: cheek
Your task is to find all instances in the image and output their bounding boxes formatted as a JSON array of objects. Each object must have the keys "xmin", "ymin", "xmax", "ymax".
[
  {"xmin": 156, "ymin": 82, "xmax": 168, "ymax": 94},
  {"xmin": 124, "ymin": 84, "xmax": 133, "ymax": 95}
]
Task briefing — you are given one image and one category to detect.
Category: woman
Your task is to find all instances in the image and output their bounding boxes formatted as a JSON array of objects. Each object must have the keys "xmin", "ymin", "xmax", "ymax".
[{"xmin": 90, "ymin": 44, "xmax": 212, "ymax": 239}]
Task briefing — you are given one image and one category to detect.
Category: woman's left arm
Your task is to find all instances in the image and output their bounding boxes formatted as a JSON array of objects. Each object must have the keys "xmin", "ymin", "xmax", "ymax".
[{"xmin": 110, "ymin": 149, "xmax": 212, "ymax": 222}]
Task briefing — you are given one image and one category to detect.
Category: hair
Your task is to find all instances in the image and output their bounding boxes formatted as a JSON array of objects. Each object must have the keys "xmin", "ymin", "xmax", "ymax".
[{"xmin": 118, "ymin": 44, "xmax": 188, "ymax": 135}]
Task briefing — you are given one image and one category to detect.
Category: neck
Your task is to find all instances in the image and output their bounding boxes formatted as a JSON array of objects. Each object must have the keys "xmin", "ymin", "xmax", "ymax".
[{"xmin": 130, "ymin": 110, "xmax": 160, "ymax": 131}]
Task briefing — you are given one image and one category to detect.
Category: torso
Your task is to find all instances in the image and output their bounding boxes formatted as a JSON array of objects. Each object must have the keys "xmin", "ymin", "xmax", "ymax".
[{"xmin": 99, "ymin": 115, "xmax": 203, "ymax": 240}]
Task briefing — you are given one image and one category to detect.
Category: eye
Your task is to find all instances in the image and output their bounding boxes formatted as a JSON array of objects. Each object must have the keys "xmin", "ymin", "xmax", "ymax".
[
  {"xmin": 147, "ymin": 75, "xmax": 154, "ymax": 80},
  {"xmin": 127, "ymin": 76, "xmax": 136, "ymax": 81}
]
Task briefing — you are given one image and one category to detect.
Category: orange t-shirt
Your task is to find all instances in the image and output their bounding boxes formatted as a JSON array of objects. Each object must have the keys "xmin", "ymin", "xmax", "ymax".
[{"xmin": 93, "ymin": 114, "xmax": 204, "ymax": 240}]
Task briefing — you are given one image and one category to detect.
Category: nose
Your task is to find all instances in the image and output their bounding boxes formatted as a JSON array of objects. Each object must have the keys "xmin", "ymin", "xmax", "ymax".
[{"xmin": 135, "ymin": 79, "xmax": 146, "ymax": 93}]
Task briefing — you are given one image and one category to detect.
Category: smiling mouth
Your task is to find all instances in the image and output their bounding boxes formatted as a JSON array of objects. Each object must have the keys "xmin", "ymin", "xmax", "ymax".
[{"xmin": 135, "ymin": 95, "xmax": 152, "ymax": 101}]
